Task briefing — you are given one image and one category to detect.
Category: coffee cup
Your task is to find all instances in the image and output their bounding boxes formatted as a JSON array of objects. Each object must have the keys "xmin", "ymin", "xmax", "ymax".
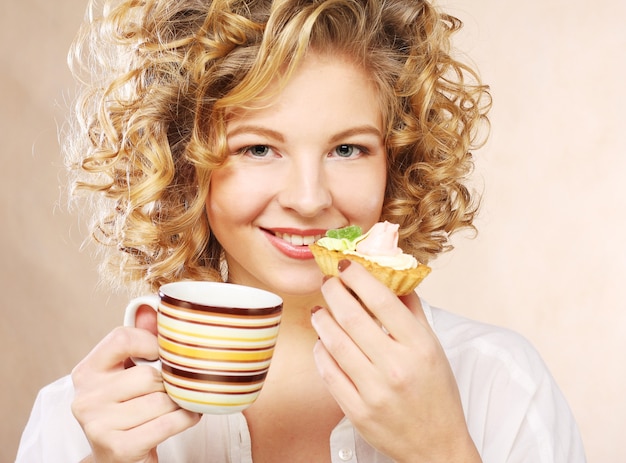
[{"xmin": 124, "ymin": 281, "xmax": 283, "ymax": 414}]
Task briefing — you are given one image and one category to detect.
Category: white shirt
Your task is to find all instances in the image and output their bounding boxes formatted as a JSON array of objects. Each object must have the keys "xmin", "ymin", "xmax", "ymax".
[{"xmin": 16, "ymin": 301, "xmax": 587, "ymax": 462}]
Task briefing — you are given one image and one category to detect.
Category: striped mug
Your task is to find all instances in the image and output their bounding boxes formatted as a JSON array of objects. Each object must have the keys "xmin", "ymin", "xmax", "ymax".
[{"xmin": 124, "ymin": 281, "xmax": 283, "ymax": 414}]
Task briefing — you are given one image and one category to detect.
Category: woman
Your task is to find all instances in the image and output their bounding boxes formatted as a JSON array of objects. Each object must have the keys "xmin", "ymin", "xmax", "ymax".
[{"xmin": 17, "ymin": 0, "xmax": 586, "ymax": 461}]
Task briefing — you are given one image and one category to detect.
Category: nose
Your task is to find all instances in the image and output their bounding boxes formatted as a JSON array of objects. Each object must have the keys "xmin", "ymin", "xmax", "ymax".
[{"xmin": 277, "ymin": 156, "xmax": 332, "ymax": 217}]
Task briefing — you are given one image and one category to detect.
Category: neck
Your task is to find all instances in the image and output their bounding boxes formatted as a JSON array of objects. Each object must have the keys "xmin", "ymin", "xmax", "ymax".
[
  {"xmin": 279, "ymin": 292, "xmax": 325, "ymax": 329},
  {"xmin": 263, "ymin": 291, "xmax": 325, "ymax": 382}
]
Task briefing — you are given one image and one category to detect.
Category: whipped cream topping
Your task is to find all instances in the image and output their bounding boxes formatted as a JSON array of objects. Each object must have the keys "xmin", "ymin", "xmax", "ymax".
[{"xmin": 355, "ymin": 221, "xmax": 402, "ymax": 256}]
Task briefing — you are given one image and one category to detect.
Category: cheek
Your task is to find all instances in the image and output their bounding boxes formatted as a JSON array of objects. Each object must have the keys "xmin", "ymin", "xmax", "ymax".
[
  {"xmin": 329, "ymin": 164, "xmax": 387, "ymax": 220},
  {"xmin": 206, "ymin": 167, "xmax": 271, "ymax": 226},
  {"xmin": 205, "ymin": 171, "xmax": 233, "ymax": 225},
  {"xmin": 357, "ymin": 185, "xmax": 386, "ymax": 219}
]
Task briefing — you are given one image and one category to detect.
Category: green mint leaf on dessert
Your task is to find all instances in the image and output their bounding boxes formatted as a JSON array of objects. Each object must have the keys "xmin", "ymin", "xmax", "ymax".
[{"xmin": 326, "ymin": 225, "xmax": 362, "ymax": 241}]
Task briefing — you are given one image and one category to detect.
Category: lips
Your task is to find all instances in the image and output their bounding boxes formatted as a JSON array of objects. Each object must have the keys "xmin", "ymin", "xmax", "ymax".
[{"xmin": 264, "ymin": 229, "xmax": 326, "ymax": 260}]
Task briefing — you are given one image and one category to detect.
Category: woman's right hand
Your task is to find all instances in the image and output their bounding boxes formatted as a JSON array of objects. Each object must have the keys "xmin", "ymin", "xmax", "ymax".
[{"xmin": 71, "ymin": 323, "xmax": 201, "ymax": 463}]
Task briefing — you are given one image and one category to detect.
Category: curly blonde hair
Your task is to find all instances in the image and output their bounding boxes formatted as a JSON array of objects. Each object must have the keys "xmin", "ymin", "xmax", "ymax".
[{"xmin": 65, "ymin": 0, "xmax": 490, "ymax": 292}]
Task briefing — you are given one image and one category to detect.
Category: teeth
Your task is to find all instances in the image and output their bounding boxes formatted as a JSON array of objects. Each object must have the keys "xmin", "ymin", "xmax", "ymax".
[{"xmin": 275, "ymin": 232, "xmax": 322, "ymax": 246}]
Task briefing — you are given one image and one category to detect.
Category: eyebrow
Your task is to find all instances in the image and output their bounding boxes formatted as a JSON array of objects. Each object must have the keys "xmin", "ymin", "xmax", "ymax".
[
  {"xmin": 329, "ymin": 126, "xmax": 383, "ymax": 144},
  {"xmin": 226, "ymin": 125, "xmax": 285, "ymax": 142},
  {"xmin": 226, "ymin": 125, "xmax": 382, "ymax": 144}
]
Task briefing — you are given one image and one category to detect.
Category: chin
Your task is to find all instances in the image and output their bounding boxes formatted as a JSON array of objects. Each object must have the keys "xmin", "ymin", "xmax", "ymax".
[{"xmin": 267, "ymin": 270, "xmax": 324, "ymax": 300}]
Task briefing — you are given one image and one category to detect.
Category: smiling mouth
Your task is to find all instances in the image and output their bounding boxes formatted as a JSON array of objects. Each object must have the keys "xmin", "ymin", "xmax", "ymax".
[{"xmin": 273, "ymin": 231, "xmax": 323, "ymax": 246}]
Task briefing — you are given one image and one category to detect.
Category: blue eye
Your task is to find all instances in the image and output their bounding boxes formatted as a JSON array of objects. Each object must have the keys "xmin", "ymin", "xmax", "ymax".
[
  {"xmin": 332, "ymin": 144, "xmax": 366, "ymax": 158},
  {"xmin": 335, "ymin": 145, "xmax": 354, "ymax": 157},
  {"xmin": 248, "ymin": 145, "xmax": 270, "ymax": 157}
]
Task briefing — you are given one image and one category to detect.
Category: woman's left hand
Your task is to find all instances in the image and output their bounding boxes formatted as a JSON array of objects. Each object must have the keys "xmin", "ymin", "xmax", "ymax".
[{"xmin": 311, "ymin": 259, "xmax": 481, "ymax": 463}]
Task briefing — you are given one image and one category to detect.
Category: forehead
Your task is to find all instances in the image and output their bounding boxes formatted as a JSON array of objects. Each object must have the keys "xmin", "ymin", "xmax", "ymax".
[{"xmin": 225, "ymin": 53, "xmax": 384, "ymax": 130}]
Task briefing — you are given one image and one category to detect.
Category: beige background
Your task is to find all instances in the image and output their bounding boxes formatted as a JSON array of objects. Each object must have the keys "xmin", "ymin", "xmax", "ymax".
[{"xmin": 2, "ymin": 0, "xmax": 624, "ymax": 461}]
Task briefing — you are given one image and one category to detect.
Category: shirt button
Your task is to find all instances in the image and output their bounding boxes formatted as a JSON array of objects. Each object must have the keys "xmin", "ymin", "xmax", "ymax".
[{"xmin": 338, "ymin": 448, "xmax": 354, "ymax": 461}]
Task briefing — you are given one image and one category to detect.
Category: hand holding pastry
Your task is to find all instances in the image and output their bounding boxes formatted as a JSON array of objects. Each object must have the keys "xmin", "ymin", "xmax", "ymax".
[
  {"xmin": 311, "ymin": 261, "xmax": 480, "ymax": 462},
  {"xmin": 310, "ymin": 223, "xmax": 478, "ymax": 461}
]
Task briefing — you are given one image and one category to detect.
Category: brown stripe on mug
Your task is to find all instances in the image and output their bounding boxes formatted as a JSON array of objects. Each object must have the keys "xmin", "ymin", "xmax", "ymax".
[
  {"xmin": 162, "ymin": 362, "xmax": 268, "ymax": 384},
  {"xmin": 159, "ymin": 294, "xmax": 283, "ymax": 316}
]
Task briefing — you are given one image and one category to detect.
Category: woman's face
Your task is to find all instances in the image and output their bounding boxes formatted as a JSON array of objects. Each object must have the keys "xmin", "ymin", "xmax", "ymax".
[{"xmin": 206, "ymin": 54, "xmax": 387, "ymax": 298}]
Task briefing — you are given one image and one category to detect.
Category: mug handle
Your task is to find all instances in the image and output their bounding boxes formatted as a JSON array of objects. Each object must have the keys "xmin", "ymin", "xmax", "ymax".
[{"xmin": 123, "ymin": 295, "xmax": 162, "ymax": 370}]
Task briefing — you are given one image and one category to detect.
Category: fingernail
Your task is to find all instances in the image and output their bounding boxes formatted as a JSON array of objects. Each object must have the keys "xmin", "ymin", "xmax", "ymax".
[
  {"xmin": 338, "ymin": 259, "xmax": 351, "ymax": 272},
  {"xmin": 311, "ymin": 305, "xmax": 323, "ymax": 315}
]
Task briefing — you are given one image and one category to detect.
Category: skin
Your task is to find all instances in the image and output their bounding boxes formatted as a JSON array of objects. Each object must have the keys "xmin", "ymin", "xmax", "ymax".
[{"xmin": 71, "ymin": 53, "xmax": 481, "ymax": 463}]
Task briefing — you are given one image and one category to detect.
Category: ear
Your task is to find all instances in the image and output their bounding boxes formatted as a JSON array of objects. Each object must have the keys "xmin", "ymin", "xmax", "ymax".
[{"xmin": 135, "ymin": 304, "xmax": 158, "ymax": 336}]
